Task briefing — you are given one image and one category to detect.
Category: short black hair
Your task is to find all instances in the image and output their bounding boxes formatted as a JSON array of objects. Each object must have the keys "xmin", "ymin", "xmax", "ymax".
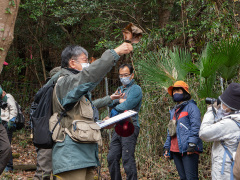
[
  {"xmin": 172, "ymin": 87, "xmax": 191, "ymax": 101},
  {"xmin": 61, "ymin": 45, "xmax": 88, "ymax": 68},
  {"xmin": 119, "ymin": 64, "xmax": 133, "ymax": 74}
]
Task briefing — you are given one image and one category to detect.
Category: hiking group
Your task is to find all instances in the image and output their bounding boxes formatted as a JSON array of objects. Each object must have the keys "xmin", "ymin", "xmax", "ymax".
[{"xmin": 0, "ymin": 41, "xmax": 240, "ymax": 180}]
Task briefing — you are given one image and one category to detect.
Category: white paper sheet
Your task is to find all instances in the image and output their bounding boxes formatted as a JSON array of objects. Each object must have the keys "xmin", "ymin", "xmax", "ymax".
[{"xmin": 96, "ymin": 110, "xmax": 138, "ymax": 128}]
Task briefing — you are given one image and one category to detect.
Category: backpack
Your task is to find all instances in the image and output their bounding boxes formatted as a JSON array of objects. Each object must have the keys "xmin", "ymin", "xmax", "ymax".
[
  {"xmin": 15, "ymin": 102, "xmax": 25, "ymax": 130},
  {"xmin": 30, "ymin": 81, "xmax": 56, "ymax": 149},
  {"xmin": 221, "ymin": 120, "xmax": 240, "ymax": 180}
]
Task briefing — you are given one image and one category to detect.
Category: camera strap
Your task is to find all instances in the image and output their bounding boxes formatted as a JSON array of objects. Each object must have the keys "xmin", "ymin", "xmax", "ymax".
[{"xmin": 212, "ymin": 104, "xmax": 217, "ymax": 118}]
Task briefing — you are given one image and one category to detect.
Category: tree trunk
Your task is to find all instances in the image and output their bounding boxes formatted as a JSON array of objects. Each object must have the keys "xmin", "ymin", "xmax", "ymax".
[
  {"xmin": 158, "ymin": 0, "xmax": 174, "ymax": 29},
  {"xmin": 0, "ymin": 0, "xmax": 20, "ymax": 71},
  {"xmin": 158, "ymin": 0, "xmax": 174, "ymax": 45}
]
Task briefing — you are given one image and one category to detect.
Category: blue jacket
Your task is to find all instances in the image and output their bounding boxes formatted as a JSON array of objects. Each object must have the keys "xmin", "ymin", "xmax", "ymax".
[
  {"xmin": 108, "ymin": 79, "xmax": 142, "ymax": 127},
  {"xmin": 164, "ymin": 100, "xmax": 203, "ymax": 154}
]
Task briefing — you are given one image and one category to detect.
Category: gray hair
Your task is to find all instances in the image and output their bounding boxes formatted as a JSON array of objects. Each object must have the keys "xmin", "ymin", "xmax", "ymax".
[{"xmin": 61, "ymin": 45, "xmax": 88, "ymax": 68}]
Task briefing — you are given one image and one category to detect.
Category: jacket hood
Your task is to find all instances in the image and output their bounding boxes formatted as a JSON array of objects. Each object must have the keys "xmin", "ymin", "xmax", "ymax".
[{"xmin": 223, "ymin": 112, "xmax": 240, "ymax": 122}]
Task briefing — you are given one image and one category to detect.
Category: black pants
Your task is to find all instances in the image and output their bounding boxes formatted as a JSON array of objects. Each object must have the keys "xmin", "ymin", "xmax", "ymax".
[
  {"xmin": 172, "ymin": 152, "xmax": 199, "ymax": 180},
  {"xmin": 2, "ymin": 121, "xmax": 14, "ymax": 170},
  {"xmin": 0, "ymin": 123, "xmax": 11, "ymax": 174},
  {"xmin": 107, "ymin": 126, "xmax": 139, "ymax": 180}
]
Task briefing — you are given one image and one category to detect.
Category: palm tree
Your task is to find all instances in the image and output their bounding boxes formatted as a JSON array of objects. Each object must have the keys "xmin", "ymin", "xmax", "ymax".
[{"xmin": 136, "ymin": 38, "xmax": 240, "ymax": 98}]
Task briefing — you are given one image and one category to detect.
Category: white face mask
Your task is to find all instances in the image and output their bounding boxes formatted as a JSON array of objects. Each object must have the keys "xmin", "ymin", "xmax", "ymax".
[
  {"xmin": 120, "ymin": 76, "xmax": 132, "ymax": 86},
  {"xmin": 81, "ymin": 63, "xmax": 90, "ymax": 70},
  {"xmin": 221, "ymin": 103, "xmax": 231, "ymax": 116},
  {"xmin": 215, "ymin": 103, "xmax": 230, "ymax": 121}
]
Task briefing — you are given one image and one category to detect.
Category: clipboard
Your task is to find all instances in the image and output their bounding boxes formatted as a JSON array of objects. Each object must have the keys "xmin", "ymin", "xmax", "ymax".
[{"xmin": 96, "ymin": 110, "xmax": 137, "ymax": 128}]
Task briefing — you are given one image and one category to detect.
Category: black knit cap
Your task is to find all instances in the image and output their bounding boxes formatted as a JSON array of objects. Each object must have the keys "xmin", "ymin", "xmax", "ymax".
[{"xmin": 219, "ymin": 82, "xmax": 240, "ymax": 111}]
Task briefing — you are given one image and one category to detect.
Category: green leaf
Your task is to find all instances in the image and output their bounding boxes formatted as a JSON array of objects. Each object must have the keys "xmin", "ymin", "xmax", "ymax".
[
  {"xmin": 5, "ymin": 7, "xmax": 12, "ymax": 14},
  {"xmin": 0, "ymin": 48, "xmax": 4, "ymax": 51}
]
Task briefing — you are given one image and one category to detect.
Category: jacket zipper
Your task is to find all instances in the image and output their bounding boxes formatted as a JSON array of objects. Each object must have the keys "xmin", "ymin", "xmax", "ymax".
[{"xmin": 180, "ymin": 122, "xmax": 188, "ymax": 130}]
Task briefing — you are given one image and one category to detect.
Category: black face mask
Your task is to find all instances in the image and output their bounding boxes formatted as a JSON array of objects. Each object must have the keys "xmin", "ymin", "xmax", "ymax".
[{"xmin": 173, "ymin": 93, "xmax": 184, "ymax": 102}]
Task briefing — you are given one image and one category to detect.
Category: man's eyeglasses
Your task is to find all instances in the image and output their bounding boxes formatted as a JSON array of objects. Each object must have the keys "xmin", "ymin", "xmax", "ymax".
[{"xmin": 119, "ymin": 74, "xmax": 131, "ymax": 78}]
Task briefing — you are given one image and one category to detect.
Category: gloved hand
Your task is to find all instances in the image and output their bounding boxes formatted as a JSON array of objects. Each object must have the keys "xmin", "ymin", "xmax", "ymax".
[
  {"xmin": 163, "ymin": 149, "xmax": 170, "ymax": 159},
  {"xmin": 8, "ymin": 117, "xmax": 16, "ymax": 130},
  {"xmin": 187, "ymin": 143, "xmax": 196, "ymax": 154}
]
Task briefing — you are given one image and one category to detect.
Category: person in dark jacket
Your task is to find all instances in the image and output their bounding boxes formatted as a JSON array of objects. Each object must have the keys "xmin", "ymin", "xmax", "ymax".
[{"xmin": 164, "ymin": 81, "xmax": 203, "ymax": 180}]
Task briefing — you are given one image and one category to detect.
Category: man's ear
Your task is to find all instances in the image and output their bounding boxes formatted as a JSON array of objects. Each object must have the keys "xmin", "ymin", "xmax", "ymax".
[
  {"xmin": 68, "ymin": 59, "xmax": 75, "ymax": 69},
  {"xmin": 131, "ymin": 73, "xmax": 134, "ymax": 79}
]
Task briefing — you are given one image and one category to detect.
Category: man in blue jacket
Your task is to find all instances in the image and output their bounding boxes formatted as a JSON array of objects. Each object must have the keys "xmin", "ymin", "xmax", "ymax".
[{"xmin": 107, "ymin": 64, "xmax": 142, "ymax": 180}]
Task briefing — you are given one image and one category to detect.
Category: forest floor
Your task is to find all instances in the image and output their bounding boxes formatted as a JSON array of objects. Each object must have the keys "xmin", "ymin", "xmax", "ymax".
[
  {"xmin": 0, "ymin": 129, "xmax": 124, "ymax": 180},
  {"xmin": 0, "ymin": 129, "xmax": 211, "ymax": 180}
]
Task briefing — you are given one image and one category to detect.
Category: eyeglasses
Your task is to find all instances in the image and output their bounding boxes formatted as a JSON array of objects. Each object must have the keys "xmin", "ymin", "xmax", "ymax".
[
  {"xmin": 71, "ymin": 58, "xmax": 88, "ymax": 64},
  {"xmin": 78, "ymin": 57, "xmax": 88, "ymax": 61},
  {"xmin": 119, "ymin": 74, "xmax": 131, "ymax": 78}
]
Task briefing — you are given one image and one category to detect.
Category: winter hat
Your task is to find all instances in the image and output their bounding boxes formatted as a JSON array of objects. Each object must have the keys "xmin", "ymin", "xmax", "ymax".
[
  {"xmin": 168, "ymin": 81, "xmax": 190, "ymax": 96},
  {"xmin": 219, "ymin": 82, "xmax": 240, "ymax": 110}
]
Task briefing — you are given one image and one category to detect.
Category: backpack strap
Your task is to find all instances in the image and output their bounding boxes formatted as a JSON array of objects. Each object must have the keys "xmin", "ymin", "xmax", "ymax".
[
  {"xmin": 221, "ymin": 141, "xmax": 234, "ymax": 180},
  {"xmin": 119, "ymin": 83, "xmax": 134, "ymax": 99},
  {"xmin": 51, "ymin": 77, "xmax": 66, "ymax": 134},
  {"xmin": 51, "ymin": 110, "xmax": 66, "ymax": 134}
]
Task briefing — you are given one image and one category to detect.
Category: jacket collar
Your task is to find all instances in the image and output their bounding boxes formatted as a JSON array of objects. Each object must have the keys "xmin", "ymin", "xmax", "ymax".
[
  {"xmin": 173, "ymin": 99, "xmax": 196, "ymax": 110},
  {"xmin": 64, "ymin": 67, "xmax": 80, "ymax": 74}
]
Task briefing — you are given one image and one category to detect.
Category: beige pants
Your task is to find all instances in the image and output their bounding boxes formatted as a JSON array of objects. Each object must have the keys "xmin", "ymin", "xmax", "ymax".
[{"xmin": 55, "ymin": 168, "xmax": 94, "ymax": 180}]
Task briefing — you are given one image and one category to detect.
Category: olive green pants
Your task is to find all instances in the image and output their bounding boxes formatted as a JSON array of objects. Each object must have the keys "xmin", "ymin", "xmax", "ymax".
[{"xmin": 56, "ymin": 167, "xmax": 94, "ymax": 180}]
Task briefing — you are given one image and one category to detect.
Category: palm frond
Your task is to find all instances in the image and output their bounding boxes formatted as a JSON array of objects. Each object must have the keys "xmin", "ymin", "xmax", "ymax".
[
  {"xmin": 137, "ymin": 50, "xmax": 175, "ymax": 89},
  {"xmin": 198, "ymin": 73, "xmax": 217, "ymax": 98},
  {"xmin": 136, "ymin": 47, "xmax": 196, "ymax": 89},
  {"xmin": 199, "ymin": 43, "xmax": 220, "ymax": 78},
  {"xmin": 213, "ymin": 38, "xmax": 240, "ymax": 67},
  {"xmin": 219, "ymin": 65, "xmax": 239, "ymax": 80},
  {"xmin": 168, "ymin": 47, "xmax": 192, "ymax": 80}
]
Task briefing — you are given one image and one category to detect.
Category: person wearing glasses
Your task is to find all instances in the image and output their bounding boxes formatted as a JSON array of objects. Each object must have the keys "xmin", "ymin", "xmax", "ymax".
[
  {"xmin": 49, "ymin": 43, "xmax": 133, "ymax": 180},
  {"xmin": 107, "ymin": 64, "xmax": 142, "ymax": 180}
]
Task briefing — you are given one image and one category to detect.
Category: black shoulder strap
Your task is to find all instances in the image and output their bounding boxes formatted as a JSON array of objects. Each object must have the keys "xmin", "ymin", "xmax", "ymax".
[
  {"xmin": 122, "ymin": 84, "xmax": 134, "ymax": 99},
  {"xmin": 174, "ymin": 104, "xmax": 185, "ymax": 120}
]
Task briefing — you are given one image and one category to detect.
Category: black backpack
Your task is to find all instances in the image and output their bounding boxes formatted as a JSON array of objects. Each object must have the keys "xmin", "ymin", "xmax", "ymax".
[
  {"xmin": 15, "ymin": 102, "xmax": 25, "ymax": 130},
  {"xmin": 30, "ymin": 81, "xmax": 55, "ymax": 149}
]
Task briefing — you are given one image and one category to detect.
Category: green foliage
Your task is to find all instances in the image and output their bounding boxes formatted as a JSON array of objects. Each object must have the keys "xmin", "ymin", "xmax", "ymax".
[
  {"xmin": 213, "ymin": 38, "xmax": 240, "ymax": 80},
  {"xmin": 5, "ymin": 7, "xmax": 12, "ymax": 14},
  {"xmin": 137, "ymin": 47, "xmax": 193, "ymax": 89},
  {"xmin": 9, "ymin": 0, "xmax": 16, "ymax": 7}
]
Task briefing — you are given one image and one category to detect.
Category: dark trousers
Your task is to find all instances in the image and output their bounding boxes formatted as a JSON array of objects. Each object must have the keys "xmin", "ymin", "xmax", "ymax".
[
  {"xmin": 2, "ymin": 121, "xmax": 13, "ymax": 170},
  {"xmin": 107, "ymin": 126, "xmax": 139, "ymax": 180},
  {"xmin": 172, "ymin": 152, "xmax": 199, "ymax": 180},
  {"xmin": 0, "ymin": 123, "xmax": 11, "ymax": 174}
]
